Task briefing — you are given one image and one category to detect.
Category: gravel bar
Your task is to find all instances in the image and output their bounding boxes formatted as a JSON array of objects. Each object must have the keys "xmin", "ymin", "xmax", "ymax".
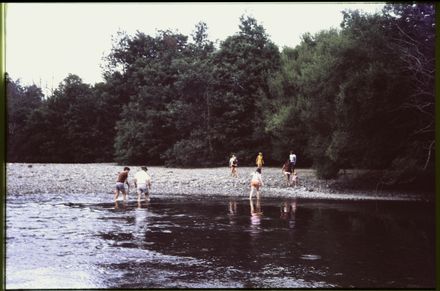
[{"xmin": 6, "ymin": 163, "xmax": 431, "ymax": 201}]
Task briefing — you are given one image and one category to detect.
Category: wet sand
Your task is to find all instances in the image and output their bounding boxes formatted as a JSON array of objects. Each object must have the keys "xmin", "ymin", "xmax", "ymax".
[{"xmin": 6, "ymin": 163, "xmax": 429, "ymax": 201}]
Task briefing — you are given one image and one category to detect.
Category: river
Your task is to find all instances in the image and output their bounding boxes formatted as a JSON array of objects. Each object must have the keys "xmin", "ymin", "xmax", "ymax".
[{"xmin": 6, "ymin": 193, "xmax": 435, "ymax": 288}]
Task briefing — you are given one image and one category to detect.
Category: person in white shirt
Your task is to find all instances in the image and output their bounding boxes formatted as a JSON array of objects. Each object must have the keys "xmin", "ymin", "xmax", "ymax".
[
  {"xmin": 289, "ymin": 150, "xmax": 297, "ymax": 170},
  {"xmin": 134, "ymin": 166, "xmax": 152, "ymax": 201},
  {"xmin": 249, "ymin": 168, "xmax": 263, "ymax": 199}
]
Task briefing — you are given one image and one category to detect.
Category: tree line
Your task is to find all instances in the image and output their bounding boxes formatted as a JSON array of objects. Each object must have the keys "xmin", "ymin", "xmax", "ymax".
[{"xmin": 6, "ymin": 4, "xmax": 435, "ymax": 188}]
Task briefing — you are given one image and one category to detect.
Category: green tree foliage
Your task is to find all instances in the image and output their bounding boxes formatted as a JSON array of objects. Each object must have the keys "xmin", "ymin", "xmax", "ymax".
[
  {"xmin": 331, "ymin": 5, "xmax": 434, "ymax": 185},
  {"xmin": 162, "ymin": 22, "xmax": 217, "ymax": 166},
  {"xmin": 52, "ymin": 75, "xmax": 101, "ymax": 161},
  {"xmin": 379, "ymin": 3, "xmax": 435, "ymax": 186},
  {"xmin": 267, "ymin": 28, "xmax": 351, "ymax": 178},
  {"xmin": 109, "ymin": 17, "xmax": 280, "ymax": 166},
  {"xmin": 12, "ymin": 74, "xmax": 114, "ymax": 162},
  {"xmin": 265, "ymin": 47, "xmax": 304, "ymax": 163},
  {"xmin": 108, "ymin": 30, "xmax": 192, "ymax": 165},
  {"xmin": 6, "ymin": 75, "xmax": 44, "ymax": 161}
]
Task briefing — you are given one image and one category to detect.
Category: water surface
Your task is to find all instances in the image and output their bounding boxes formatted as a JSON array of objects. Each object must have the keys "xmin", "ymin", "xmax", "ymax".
[{"xmin": 6, "ymin": 193, "xmax": 435, "ymax": 288}]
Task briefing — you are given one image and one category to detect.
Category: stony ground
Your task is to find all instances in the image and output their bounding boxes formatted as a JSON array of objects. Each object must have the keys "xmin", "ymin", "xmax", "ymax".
[{"xmin": 6, "ymin": 163, "xmax": 431, "ymax": 201}]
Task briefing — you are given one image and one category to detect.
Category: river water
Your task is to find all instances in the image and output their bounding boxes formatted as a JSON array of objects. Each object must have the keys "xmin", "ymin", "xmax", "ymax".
[{"xmin": 6, "ymin": 193, "xmax": 435, "ymax": 288}]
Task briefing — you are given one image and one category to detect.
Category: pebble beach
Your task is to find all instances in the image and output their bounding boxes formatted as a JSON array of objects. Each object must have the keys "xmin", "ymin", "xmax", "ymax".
[{"xmin": 6, "ymin": 163, "xmax": 430, "ymax": 201}]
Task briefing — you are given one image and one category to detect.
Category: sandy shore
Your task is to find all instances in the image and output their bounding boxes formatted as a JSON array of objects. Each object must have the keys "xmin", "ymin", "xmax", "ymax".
[{"xmin": 6, "ymin": 163, "xmax": 431, "ymax": 201}]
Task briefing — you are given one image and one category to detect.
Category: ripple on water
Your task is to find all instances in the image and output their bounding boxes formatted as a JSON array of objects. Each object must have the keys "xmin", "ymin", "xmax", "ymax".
[
  {"xmin": 6, "ymin": 267, "xmax": 100, "ymax": 289},
  {"xmin": 300, "ymin": 254, "xmax": 322, "ymax": 260}
]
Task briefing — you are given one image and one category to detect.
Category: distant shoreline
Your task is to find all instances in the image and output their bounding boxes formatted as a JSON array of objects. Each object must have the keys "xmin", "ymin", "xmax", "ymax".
[{"xmin": 6, "ymin": 163, "xmax": 433, "ymax": 202}]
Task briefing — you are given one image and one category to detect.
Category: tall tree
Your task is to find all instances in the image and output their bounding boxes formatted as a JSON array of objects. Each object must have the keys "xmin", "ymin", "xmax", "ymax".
[
  {"xmin": 379, "ymin": 3, "xmax": 435, "ymax": 185},
  {"xmin": 163, "ymin": 22, "xmax": 217, "ymax": 166},
  {"xmin": 109, "ymin": 30, "xmax": 190, "ymax": 164},
  {"xmin": 211, "ymin": 15, "xmax": 281, "ymax": 164},
  {"xmin": 18, "ymin": 74, "xmax": 103, "ymax": 162},
  {"xmin": 6, "ymin": 75, "xmax": 44, "ymax": 161}
]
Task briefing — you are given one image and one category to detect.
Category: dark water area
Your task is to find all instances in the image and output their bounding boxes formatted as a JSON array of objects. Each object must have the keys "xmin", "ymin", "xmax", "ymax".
[{"xmin": 6, "ymin": 193, "xmax": 435, "ymax": 288}]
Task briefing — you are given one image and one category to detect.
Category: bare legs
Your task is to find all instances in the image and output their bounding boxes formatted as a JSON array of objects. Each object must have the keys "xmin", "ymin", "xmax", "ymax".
[
  {"xmin": 137, "ymin": 190, "xmax": 150, "ymax": 202},
  {"xmin": 286, "ymin": 173, "xmax": 291, "ymax": 186},
  {"xmin": 114, "ymin": 189, "xmax": 127, "ymax": 202},
  {"xmin": 230, "ymin": 167, "xmax": 238, "ymax": 177},
  {"xmin": 249, "ymin": 185, "xmax": 261, "ymax": 199}
]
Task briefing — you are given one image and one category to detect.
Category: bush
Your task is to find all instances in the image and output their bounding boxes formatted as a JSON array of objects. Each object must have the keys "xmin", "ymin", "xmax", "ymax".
[
  {"xmin": 315, "ymin": 157, "xmax": 340, "ymax": 179},
  {"xmin": 163, "ymin": 138, "xmax": 209, "ymax": 167}
]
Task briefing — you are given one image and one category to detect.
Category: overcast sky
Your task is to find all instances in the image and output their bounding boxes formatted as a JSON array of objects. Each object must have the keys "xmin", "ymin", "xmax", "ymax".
[{"xmin": 6, "ymin": 2, "xmax": 385, "ymax": 93}]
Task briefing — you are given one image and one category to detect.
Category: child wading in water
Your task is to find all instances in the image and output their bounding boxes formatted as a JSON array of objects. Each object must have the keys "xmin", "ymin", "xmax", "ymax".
[{"xmin": 249, "ymin": 168, "xmax": 264, "ymax": 199}]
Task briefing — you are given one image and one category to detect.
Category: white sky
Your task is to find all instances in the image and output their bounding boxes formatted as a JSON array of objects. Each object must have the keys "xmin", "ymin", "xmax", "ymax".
[{"xmin": 6, "ymin": 2, "xmax": 384, "ymax": 93}]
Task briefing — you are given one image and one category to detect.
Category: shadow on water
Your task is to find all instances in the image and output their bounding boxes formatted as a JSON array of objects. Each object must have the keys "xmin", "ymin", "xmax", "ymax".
[{"xmin": 6, "ymin": 194, "xmax": 436, "ymax": 288}]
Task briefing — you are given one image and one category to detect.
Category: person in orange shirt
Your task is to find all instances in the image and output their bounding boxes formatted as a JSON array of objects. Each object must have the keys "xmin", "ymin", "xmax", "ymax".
[{"xmin": 256, "ymin": 152, "xmax": 264, "ymax": 169}]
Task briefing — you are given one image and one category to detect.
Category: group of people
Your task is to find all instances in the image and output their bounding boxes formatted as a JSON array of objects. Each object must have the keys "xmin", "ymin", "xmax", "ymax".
[
  {"xmin": 114, "ymin": 166, "xmax": 152, "ymax": 202},
  {"xmin": 229, "ymin": 152, "xmax": 265, "ymax": 178},
  {"xmin": 282, "ymin": 151, "xmax": 298, "ymax": 187},
  {"xmin": 114, "ymin": 151, "xmax": 298, "ymax": 202},
  {"xmin": 229, "ymin": 151, "xmax": 298, "ymax": 199}
]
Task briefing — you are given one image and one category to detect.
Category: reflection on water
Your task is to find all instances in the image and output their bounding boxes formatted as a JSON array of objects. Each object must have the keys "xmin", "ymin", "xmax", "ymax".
[
  {"xmin": 280, "ymin": 200, "xmax": 297, "ymax": 229},
  {"xmin": 250, "ymin": 198, "xmax": 263, "ymax": 224},
  {"xmin": 114, "ymin": 200, "xmax": 126, "ymax": 209},
  {"xmin": 249, "ymin": 198, "xmax": 263, "ymax": 240},
  {"xmin": 228, "ymin": 200, "xmax": 238, "ymax": 225},
  {"xmin": 6, "ymin": 194, "xmax": 435, "ymax": 289}
]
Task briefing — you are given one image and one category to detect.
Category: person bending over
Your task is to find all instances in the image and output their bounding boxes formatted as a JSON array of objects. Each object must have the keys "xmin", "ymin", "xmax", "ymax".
[
  {"xmin": 134, "ymin": 166, "xmax": 152, "ymax": 202},
  {"xmin": 114, "ymin": 167, "xmax": 130, "ymax": 201},
  {"xmin": 249, "ymin": 168, "xmax": 264, "ymax": 199}
]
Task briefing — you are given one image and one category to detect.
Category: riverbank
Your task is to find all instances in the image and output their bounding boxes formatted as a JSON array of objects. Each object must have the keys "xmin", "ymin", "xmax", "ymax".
[{"xmin": 6, "ymin": 163, "xmax": 433, "ymax": 201}]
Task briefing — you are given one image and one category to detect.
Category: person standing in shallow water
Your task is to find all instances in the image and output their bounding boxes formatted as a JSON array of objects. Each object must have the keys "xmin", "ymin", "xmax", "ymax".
[
  {"xmin": 249, "ymin": 168, "xmax": 263, "ymax": 199},
  {"xmin": 114, "ymin": 167, "xmax": 130, "ymax": 201},
  {"xmin": 134, "ymin": 166, "xmax": 152, "ymax": 202},
  {"xmin": 256, "ymin": 152, "xmax": 264, "ymax": 170}
]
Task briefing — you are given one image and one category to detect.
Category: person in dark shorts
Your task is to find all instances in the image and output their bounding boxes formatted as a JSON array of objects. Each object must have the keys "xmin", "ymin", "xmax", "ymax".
[{"xmin": 114, "ymin": 167, "xmax": 130, "ymax": 201}]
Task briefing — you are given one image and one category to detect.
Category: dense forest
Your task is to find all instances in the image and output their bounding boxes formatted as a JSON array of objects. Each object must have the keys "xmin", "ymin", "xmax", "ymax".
[{"xmin": 6, "ymin": 4, "xmax": 435, "ymax": 188}]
